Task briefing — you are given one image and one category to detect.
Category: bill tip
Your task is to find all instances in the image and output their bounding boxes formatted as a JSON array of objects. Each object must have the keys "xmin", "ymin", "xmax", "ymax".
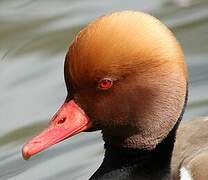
[{"xmin": 22, "ymin": 145, "xmax": 31, "ymax": 160}]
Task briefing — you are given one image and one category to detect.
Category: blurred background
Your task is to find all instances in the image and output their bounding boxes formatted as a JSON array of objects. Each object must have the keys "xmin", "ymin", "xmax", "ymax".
[{"xmin": 0, "ymin": 0, "xmax": 208, "ymax": 179}]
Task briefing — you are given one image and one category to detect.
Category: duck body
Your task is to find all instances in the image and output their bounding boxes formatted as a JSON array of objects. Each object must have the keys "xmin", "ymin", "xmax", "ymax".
[{"xmin": 172, "ymin": 118, "xmax": 208, "ymax": 180}]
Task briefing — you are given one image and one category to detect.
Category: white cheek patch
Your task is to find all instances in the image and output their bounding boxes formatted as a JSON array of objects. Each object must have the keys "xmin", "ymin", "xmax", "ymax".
[{"xmin": 180, "ymin": 167, "xmax": 193, "ymax": 180}]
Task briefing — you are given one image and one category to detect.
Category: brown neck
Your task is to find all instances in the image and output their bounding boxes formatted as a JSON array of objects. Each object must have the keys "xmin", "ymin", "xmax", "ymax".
[
  {"xmin": 102, "ymin": 127, "xmax": 161, "ymax": 150},
  {"xmin": 102, "ymin": 84, "xmax": 188, "ymax": 150},
  {"xmin": 93, "ymin": 87, "xmax": 188, "ymax": 180}
]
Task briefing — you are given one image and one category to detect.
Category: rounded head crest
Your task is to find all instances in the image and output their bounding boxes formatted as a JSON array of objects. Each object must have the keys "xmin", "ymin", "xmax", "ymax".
[{"xmin": 64, "ymin": 11, "xmax": 187, "ymax": 149}]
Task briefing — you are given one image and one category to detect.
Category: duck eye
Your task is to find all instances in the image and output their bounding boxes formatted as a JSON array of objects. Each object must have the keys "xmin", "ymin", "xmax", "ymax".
[{"xmin": 98, "ymin": 78, "xmax": 113, "ymax": 90}]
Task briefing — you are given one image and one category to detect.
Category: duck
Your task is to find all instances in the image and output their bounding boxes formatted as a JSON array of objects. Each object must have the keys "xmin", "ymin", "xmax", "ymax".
[{"xmin": 22, "ymin": 11, "xmax": 206, "ymax": 180}]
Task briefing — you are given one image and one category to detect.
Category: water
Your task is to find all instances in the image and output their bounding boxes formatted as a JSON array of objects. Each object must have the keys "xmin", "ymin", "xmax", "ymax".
[{"xmin": 0, "ymin": 0, "xmax": 208, "ymax": 179}]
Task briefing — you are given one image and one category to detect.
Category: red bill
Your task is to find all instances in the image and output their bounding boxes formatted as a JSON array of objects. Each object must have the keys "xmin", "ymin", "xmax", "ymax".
[{"xmin": 22, "ymin": 100, "xmax": 91, "ymax": 160}]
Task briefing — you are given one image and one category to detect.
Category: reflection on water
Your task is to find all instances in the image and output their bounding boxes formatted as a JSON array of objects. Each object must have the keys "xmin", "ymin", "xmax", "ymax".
[{"xmin": 0, "ymin": 0, "xmax": 208, "ymax": 179}]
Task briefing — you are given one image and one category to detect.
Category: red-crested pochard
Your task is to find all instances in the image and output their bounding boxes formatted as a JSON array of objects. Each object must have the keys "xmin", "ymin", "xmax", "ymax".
[{"xmin": 22, "ymin": 11, "xmax": 191, "ymax": 179}]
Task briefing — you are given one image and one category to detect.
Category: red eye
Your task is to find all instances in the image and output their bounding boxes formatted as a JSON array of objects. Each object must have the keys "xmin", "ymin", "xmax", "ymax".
[{"xmin": 98, "ymin": 78, "xmax": 113, "ymax": 90}]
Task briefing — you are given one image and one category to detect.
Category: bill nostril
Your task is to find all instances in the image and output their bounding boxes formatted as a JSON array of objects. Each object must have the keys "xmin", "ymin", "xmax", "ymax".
[
  {"xmin": 33, "ymin": 140, "xmax": 41, "ymax": 144},
  {"xmin": 57, "ymin": 117, "xmax": 67, "ymax": 124}
]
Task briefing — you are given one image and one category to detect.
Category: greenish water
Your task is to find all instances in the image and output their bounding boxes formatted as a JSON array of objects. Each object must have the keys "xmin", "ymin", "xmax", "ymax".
[{"xmin": 0, "ymin": 0, "xmax": 208, "ymax": 179}]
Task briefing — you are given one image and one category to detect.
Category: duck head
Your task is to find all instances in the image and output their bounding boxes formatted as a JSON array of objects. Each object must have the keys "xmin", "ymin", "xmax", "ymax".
[{"xmin": 22, "ymin": 11, "xmax": 187, "ymax": 160}]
